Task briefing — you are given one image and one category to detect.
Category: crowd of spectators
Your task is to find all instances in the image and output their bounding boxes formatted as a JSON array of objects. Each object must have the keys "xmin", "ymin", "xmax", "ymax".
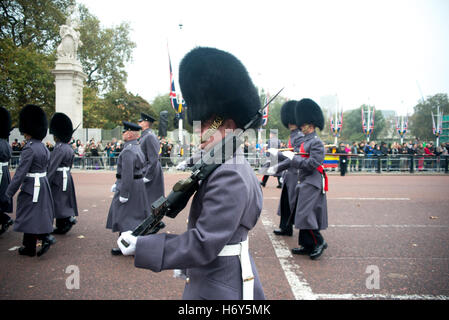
[{"xmin": 9, "ymin": 135, "xmax": 449, "ymax": 171}]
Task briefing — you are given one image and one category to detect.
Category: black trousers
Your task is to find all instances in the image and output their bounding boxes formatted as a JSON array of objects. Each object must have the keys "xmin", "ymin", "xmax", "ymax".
[
  {"xmin": 279, "ymin": 186, "xmax": 295, "ymax": 232},
  {"xmin": 298, "ymin": 229, "xmax": 324, "ymax": 250}
]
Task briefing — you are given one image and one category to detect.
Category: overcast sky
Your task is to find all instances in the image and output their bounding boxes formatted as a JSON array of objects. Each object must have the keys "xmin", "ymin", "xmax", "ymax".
[{"xmin": 78, "ymin": 0, "xmax": 449, "ymax": 116}]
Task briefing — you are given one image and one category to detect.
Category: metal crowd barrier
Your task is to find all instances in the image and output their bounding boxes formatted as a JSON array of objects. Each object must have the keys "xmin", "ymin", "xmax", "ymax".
[{"xmin": 7, "ymin": 153, "xmax": 449, "ymax": 174}]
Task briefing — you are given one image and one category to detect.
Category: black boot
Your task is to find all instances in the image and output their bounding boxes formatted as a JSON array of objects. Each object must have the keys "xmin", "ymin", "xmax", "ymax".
[
  {"xmin": 309, "ymin": 241, "xmax": 328, "ymax": 260},
  {"xmin": 18, "ymin": 246, "xmax": 36, "ymax": 257},
  {"xmin": 273, "ymin": 228, "xmax": 293, "ymax": 236},
  {"xmin": 292, "ymin": 246, "xmax": 311, "ymax": 255},
  {"xmin": 0, "ymin": 216, "xmax": 13, "ymax": 235},
  {"xmin": 37, "ymin": 235, "xmax": 53, "ymax": 257}
]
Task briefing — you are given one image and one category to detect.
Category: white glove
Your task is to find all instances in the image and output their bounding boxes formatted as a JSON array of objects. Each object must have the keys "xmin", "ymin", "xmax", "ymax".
[
  {"xmin": 143, "ymin": 177, "xmax": 150, "ymax": 183},
  {"xmin": 117, "ymin": 231, "xmax": 137, "ymax": 255},
  {"xmin": 282, "ymin": 151, "xmax": 295, "ymax": 160},
  {"xmin": 110, "ymin": 184, "xmax": 117, "ymax": 193},
  {"xmin": 176, "ymin": 160, "xmax": 187, "ymax": 170},
  {"xmin": 119, "ymin": 196, "xmax": 128, "ymax": 203},
  {"xmin": 267, "ymin": 148, "xmax": 278, "ymax": 156},
  {"xmin": 267, "ymin": 166, "xmax": 277, "ymax": 175}
]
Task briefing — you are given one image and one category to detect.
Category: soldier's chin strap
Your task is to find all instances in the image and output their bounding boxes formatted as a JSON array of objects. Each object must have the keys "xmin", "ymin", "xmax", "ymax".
[{"xmin": 201, "ymin": 116, "xmax": 224, "ymax": 143}]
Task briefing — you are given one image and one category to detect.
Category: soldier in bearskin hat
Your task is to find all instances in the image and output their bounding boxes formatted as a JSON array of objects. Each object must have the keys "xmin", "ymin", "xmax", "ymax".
[
  {"xmin": 269, "ymin": 100, "xmax": 304, "ymax": 237},
  {"xmin": 137, "ymin": 112, "xmax": 165, "ymax": 208},
  {"xmin": 1, "ymin": 104, "xmax": 55, "ymax": 257},
  {"xmin": 107, "ymin": 121, "xmax": 151, "ymax": 255},
  {"xmin": 0, "ymin": 107, "xmax": 14, "ymax": 235},
  {"xmin": 47, "ymin": 113, "xmax": 78, "ymax": 234},
  {"xmin": 118, "ymin": 47, "xmax": 265, "ymax": 300},
  {"xmin": 277, "ymin": 98, "xmax": 329, "ymax": 260}
]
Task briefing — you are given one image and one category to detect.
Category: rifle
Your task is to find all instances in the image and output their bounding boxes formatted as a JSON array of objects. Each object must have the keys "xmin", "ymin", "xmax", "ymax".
[{"xmin": 121, "ymin": 88, "xmax": 284, "ymax": 247}]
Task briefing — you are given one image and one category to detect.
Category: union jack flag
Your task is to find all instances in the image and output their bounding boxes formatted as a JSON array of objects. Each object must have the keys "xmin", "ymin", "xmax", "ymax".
[
  {"xmin": 330, "ymin": 111, "xmax": 343, "ymax": 137},
  {"xmin": 262, "ymin": 93, "xmax": 270, "ymax": 126},
  {"xmin": 169, "ymin": 53, "xmax": 179, "ymax": 112}
]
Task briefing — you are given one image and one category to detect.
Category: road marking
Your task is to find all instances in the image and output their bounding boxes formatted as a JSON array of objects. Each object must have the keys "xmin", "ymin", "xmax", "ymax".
[
  {"xmin": 330, "ymin": 197, "xmax": 410, "ymax": 200},
  {"xmin": 260, "ymin": 210, "xmax": 449, "ymax": 300},
  {"xmin": 261, "ymin": 213, "xmax": 315, "ymax": 300},
  {"xmin": 329, "ymin": 224, "xmax": 449, "ymax": 228},
  {"xmin": 264, "ymin": 197, "xmax": 411, "ymax": 201},
  {"xmin": 314, "ymin": 293, "xmax": 449, "ymax": 300}
]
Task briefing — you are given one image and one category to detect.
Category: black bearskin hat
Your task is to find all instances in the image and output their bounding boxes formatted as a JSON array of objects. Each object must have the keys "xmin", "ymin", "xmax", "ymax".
[
  {"xmin": 179, "ymin": 47, "xmax": 261, "ymax": 129},
  {"xmin": 280, "ymin": 100, "xmax": 298, "ymax": 128},
  {"xmin": 50, "ymin": 112, "xmax": 73, "ymax": 143},
  {"xmin": 0, "ymin": 107, "xmax": 12, "ymax": 139},
  {"xmin": 19, "ymin": 104, "xmax": 48, "ymax": 140},
  {"xmin": 295, "ymin": 98, "xmax": 324, "ymax": 131}
]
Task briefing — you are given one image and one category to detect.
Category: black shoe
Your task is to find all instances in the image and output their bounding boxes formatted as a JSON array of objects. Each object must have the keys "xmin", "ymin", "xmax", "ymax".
[
  {"xmin": 47, "ymin": 235, "xmax": 56, "ymax": 245},
  {"xmin": 276, "ymin": 185, "xmax": 282, "ymax": 189},
  {"xmin": 260, "ymin": 182, "xmax": 266, "ymax": 187},
  {"xmin": 18, "ymin": 246, "xmax": 36, "ymax": 257},
  {"xmin": 310, "ymin": 242, "xmax": 328, "ymax": 260},
  {"xmin": 0, "ymin": 217, "xmax": 13, "ymax": 235},
  {"xmin": 273, "ymin": 228, "xmax": 293, "ymax": 236},
  {"xmin": 37, "ymin": 239, "xmax": 52, "ymax": 257},
  {"xmin": 111, "ymin": 248, "xmax": 123, "ymax": 256},
  {"xmin": 291, "ymin": 246, "xmax": 311, "ymax": 255}
]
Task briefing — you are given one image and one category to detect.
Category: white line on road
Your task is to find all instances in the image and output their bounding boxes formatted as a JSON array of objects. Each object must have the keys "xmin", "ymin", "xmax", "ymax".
[
  {"xmin": 264, "ymin": 197, "xmax": 411, "ymax": 201},
  {"xmin": 314, "ymin": 293, "xmax": 449, "ymax": 300},
  {"xmin": 329, "ymin": 224, "xmax": 449, "ymax": 228},
  {"xmin": 330, "ymin": 197, "xmax": 411, "ymax": 201},
  {"xmin": 260, "ymin": 210, "xmax": 449, "ymax": 300},
  {"xmin": 261, "ymin": 214, "xmax": 316, "ymax": 300}
]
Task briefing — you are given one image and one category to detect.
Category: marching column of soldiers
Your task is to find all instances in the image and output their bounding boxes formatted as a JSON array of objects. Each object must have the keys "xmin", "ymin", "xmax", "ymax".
[{"xmin": 0, "ymin": 46, "xmax": 329, "ymax": 300}]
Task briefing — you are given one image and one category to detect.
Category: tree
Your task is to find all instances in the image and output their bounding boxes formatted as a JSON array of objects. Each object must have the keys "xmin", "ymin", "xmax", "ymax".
[
  {"xmin": 0, "ymin": 38, "xmax": 56, "ymax": 124},
  {"xmin": 1, "ymin": 0, "xmax": 136, "ymax": 126},
  {"xmin": 409, "ymin": 93, "xmax": 449, "ymax": 141},
  {"xmin": 78, "ymin": 4, "xmax": 136, "ymax": 93},
  {"xmin": 339, "ymin": 105, "xmax": 386, "ymax": 143},
  {"xmin": 0, "ymin": 0, "xmax": 74, "ymax": 53}
]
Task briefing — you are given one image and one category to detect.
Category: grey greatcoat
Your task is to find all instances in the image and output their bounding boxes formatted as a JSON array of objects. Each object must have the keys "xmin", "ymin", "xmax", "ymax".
[
  {"xmin": 277, "ymin": 129, "xmax": 303, "ymax": 216},
  {"xmin": 5, "ymin": 139, "xmax": 54, "ymax": 234},
  {"xmin": 106, "ymin": 139, "xmax": 150, "ymax": 233},
  {"xmin": 140, "ymin": 129, "xmax": 164, "ymax": 206},
  {"xmin": 0, "ymin": 139, "xmax": 13, "ymax": 213},
  {"xmin": 289, "ymin": 132, "xmax": 328, "ymax": 230},
  {"xmin": 47, "ymin": 142, "xmax": 78, "ymax": 219},
  {"xmin": 134, "ymin": 148, "xmax": 265, "ymax": 300}
]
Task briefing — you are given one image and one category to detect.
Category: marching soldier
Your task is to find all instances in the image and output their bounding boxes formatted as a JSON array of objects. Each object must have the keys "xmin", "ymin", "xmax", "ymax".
[
  {"xmin": 260, "ymin": 131, "xmax": 282, "ymax": 188},
  {"xmin": 270, "ymin": 100, "xmax": 303, "ymax": 236},
  {"xmin": 278, "ymin": 99, "xmax": 329, "ymax": 260},
  {"xmin": 47, "ymin": 113, "xmax": 78, "ymax": 234},
  {"xmin": 1, "ymin": 105, "xmax": 55, "ymax": 257},
  {"xmin": 0, "ymin": 107, "xmax": 14, "ymax": 235},
  {"xmin": 137, "ymin": 113, "xmax": 165, "ymax": 206},
  {"xmin": 106, "ymin": 121, "xmax": 150, "ymax": 255},
  {"xmin": 117, "ymin": 47, "xmax": 266, "ymax": 300}
]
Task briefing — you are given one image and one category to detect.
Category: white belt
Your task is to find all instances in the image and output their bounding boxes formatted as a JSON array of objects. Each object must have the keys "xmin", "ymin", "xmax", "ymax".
[
  {"xmin": 56, "ymin": 167, "xmax": 70, "ymax": 191},
  {"xmin": 26, "ymin": 172, "xmax": 47, "ymax": 202},
  {"xmin": 218, "ymin": 238, "xmax": 254, "ymax": 300},
  {"xmin": 0, "ymin": 162, "xmax": 8, "ymax": 183}
]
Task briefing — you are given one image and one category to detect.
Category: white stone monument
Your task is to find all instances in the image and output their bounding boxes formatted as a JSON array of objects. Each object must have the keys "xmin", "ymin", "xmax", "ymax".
[{"xmin": 52, "ymin": 6, "xmax": 87, "ymax": 142}]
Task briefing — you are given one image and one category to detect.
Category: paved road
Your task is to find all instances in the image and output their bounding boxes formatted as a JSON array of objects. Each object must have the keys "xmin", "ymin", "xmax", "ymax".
[{"xmin": 1, "ymin": 172, "xmax": 448, "ymax": 300}]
